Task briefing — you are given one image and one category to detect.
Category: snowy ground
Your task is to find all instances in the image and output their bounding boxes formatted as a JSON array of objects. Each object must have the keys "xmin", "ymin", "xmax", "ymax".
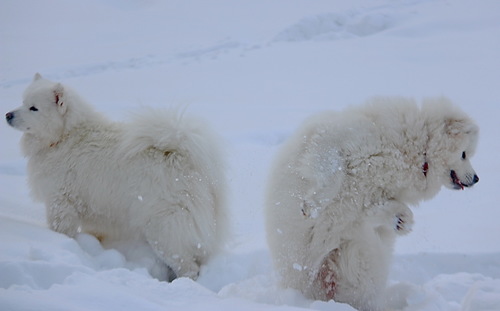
[{"xmin": 1, "ymin": 0, "xmax": 500, "ymax": 310}]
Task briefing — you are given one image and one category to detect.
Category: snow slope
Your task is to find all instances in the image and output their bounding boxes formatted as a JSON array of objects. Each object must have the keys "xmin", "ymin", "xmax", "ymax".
[{"xmin": 1, "ymin": 0, "xmax": 500, "ymax": 310}]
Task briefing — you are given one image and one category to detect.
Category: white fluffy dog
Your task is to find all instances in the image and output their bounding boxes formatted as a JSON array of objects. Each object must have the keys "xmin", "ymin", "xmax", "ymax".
[
  {"xmin": 6, "ymin": 73, "xmax": 228, "ymax": 280},
  {"xmin": 265, "ymin": 97, "xmax": 479, "ymax": 310}
]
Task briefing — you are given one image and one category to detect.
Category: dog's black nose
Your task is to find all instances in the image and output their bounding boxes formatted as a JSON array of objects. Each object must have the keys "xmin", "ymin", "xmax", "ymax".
[
  {"xmin": 473, "ymin": 174, "xmax": 479, "ymax": 184},
  {"xmin": 6, "ymin": 112, "xmax": 14, "ymax": 123}
]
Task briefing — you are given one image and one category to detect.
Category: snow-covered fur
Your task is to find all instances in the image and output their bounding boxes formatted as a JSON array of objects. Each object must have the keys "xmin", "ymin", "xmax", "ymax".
[
  {"xmin": 6, "ymin": 73, "xmax": 228, "ymax": 280},
  {"xmin": 265, "ymin": 97, "xmax": 479, "ymax": 311}
]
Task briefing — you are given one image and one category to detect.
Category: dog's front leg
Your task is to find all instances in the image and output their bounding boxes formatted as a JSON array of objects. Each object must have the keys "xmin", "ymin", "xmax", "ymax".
[{"xmin": 46, "ymin": 195, "xmax": 82, "ymax": 237}]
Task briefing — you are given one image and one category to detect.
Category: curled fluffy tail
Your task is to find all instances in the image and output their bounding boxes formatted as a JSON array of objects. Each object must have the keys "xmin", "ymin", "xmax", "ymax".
[{"xmin": 120, "ymin": 107, "xmax": 225, "ymax": 177}]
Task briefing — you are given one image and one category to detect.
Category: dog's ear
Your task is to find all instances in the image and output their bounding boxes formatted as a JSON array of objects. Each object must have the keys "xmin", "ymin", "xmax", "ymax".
[
  {"xmin": 53, "ymin": 83, "xmax": 67, "ymax": 115},
  {"xmin": 33, "ymin": 73, "xmax": 43, "ymax": 81},
  {"xmin": 445, "ymin": 117, "xmax": 478, "ymax": 138}
]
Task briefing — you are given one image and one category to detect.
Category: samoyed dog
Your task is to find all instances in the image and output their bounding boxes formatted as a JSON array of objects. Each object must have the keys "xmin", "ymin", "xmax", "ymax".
[
  {"xmin": 6, "ymin": 73, "xmax": 228, "ymax": 281},
  {"xmin": 265, "ymin": 97, "xmax": 479, "ymax": 310}
]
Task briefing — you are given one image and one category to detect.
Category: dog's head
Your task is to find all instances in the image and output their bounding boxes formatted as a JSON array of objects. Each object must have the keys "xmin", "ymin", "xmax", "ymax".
[
  {"xmin": 442, "ymin": 115, "xmax": 479, "ymax": 190},
  {"xmin": 422, "ymin": 98, "xmax": 479, "ymax": 192},
  {"xmin": 5, "ymin": 73, "xmax": 68, "ymax": 147}
]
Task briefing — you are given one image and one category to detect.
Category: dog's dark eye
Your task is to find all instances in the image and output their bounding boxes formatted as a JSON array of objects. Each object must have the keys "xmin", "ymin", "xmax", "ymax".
[
  {"xmin": 29, "ymin": 106, "xmax": 38, "ymax": 112},
  {"xmin": 462, "ymin": 151, "xmax": 466, "ymax": 160}
]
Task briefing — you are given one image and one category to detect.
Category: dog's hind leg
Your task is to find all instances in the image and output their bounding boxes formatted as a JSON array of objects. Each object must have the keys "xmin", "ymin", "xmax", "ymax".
[
  {"xmin": 317, "ymin": 223, "xmax": 393, "ymax": 311},
  {"xmin": 143, "ymin": 206, "xmax": 204, "ymax": 280}
]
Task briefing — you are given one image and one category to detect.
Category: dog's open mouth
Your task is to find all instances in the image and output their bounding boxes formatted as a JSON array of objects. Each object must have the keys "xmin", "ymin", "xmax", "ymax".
[{"xmin": 450, "ymin": 170, "xmax": 465, "ymax": 190}]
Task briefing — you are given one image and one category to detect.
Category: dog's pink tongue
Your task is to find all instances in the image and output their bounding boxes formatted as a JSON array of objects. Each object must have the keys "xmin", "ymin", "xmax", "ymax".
[{"xmin": 451, "ymin": 171, "xmax": 464, "ymax": 190}]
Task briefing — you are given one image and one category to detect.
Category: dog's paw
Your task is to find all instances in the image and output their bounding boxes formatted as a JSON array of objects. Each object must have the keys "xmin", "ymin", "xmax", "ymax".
[
  {"xmin": 170, "ymin": 258, "xmax": 201, "ymax": 280},
  {"xmin": 368, "ymin": 200, "xmax": 414, "ymax": 235},
  {"xmin": 49, "ymin": 218, "xmax": 80, "ymax": 237},
  {"xmin": 48, "ymin": 208, "xmax": 80, "ymax": 237},
  {"xmin": 394, "ymin": 211, "xmax": 414, "ymax": 235}
]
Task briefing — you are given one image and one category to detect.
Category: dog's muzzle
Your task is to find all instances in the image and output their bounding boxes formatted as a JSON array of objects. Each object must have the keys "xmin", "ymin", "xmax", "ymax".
[{"xmin": 450, "ymin": 170, "xmax": 479, "ymax": 190}]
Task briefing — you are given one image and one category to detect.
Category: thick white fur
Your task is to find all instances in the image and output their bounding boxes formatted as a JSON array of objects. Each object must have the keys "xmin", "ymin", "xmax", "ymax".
[
  {"xmin": 6, "ymin": 74, "xmax": 228, "ymax": 280},
  {"xmin": 265, "ymin": 97, "xmax": 478, "ymax": 310}
]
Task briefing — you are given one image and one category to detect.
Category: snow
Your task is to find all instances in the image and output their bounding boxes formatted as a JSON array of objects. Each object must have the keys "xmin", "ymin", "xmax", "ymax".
[{"xmin": 1, "ymin": 0, "xmax": 500, "ymax": 310}]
